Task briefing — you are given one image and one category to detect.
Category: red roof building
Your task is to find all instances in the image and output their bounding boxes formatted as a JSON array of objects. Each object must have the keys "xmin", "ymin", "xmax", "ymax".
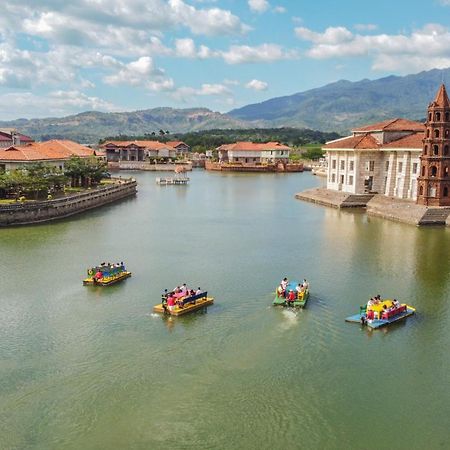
[
  {"xmin": 0, "ymin": 129, "xmax": 34, "ymax": 149},
  {"xmin": 0, "ymin": 140, "xmax": 95, "ymax": 171},
  {"xmin": 217, "ymin": 141, "xmax": 292, "ymax": 165},
  {"xmin": 324, "ymin": 116, "xmax": 426, "ymax": 200},
  {"xmin": 101, "ymin": 140, "xmax": 177, "ymax": 162}
]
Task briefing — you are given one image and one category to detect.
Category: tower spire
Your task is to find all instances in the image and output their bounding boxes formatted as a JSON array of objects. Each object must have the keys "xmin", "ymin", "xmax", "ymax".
[{"xmin": 433, "ymin": 84, "xmax": 450, "ymax": 108}]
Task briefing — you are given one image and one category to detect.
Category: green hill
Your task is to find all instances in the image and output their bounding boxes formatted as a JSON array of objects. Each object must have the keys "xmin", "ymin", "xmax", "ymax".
[
  {"xmin": 229, "ymin": 68, "xmax": 450, "ymax": 132},
  {"xmin": 0, "ymin": 108, "xmax": 253, "ymax": 144}
]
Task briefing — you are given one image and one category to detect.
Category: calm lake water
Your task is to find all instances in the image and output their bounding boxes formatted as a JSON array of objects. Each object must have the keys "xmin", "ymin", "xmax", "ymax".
[{"xmin": 1, "ymin": 170, "xmax": 450, "ymax": 449}]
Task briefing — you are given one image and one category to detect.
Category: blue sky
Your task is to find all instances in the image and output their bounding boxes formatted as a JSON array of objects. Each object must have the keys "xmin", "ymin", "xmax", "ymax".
[{"xmin": 1, "ymin": 0, "xmax": 450, "ymax": 120}]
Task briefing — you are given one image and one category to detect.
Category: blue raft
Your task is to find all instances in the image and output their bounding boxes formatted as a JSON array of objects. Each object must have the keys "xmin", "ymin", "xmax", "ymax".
[{"xmin": 345, "ymin": 304, "xmax": 416, "ymax": 329}]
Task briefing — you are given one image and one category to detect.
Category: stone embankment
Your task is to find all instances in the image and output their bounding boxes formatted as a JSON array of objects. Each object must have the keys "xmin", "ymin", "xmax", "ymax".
[
  {"xmin": 296, "ymin": 187, "xmax": 450, "ymax": 226},
  {"xmin": 0, "ymin": 179, "xmax": 137, "ymax": 227},
  {"xmin": 108, "ymin": 161, "xmax": 192, "ymax": 171}
]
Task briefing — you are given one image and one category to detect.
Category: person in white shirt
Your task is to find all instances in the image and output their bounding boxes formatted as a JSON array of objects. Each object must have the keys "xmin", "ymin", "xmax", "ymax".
[{"xmin": 195, "ymin": 287, "xmax": 202, "ymax": 295}]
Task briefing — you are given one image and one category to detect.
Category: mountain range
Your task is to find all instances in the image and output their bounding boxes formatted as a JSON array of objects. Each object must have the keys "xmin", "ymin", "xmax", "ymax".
[{"xmin": 1, "ymin": 67, "xmax": 450, "ymax": 143}]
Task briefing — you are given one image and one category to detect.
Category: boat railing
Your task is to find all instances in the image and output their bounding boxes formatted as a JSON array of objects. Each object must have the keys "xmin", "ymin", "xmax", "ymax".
[{"xmin": 179, "ymin": 291, "xmax": 207, "ymax": 306}]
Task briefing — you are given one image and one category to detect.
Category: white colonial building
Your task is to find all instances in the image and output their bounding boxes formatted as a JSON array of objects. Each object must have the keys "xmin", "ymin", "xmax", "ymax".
[
  {"xmin": 324, "ymin": 118, "xmax": 425, "ymax": 200},
  {"xmin": 217, "ymin": 142, "xmax": 291, "ymax": 165}
]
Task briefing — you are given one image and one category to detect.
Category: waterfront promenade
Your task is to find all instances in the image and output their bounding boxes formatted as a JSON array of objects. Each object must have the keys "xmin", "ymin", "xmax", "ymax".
[
  {"xmin": 297, "ymin": 187, "xmax": 450, "ymax": 226},
  {"xmin": 0, "ymin": 178, "xmax": 136, "ymax": 226}
]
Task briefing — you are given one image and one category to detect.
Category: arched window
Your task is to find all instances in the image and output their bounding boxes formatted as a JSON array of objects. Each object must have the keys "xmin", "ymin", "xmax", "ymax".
[
  {"xmin": 446, "ymin": 112, "xmax": 449, "ymax": 121},
  {"xmin": 444, "ymin": 186, "xmax": 449, "ymax": 197},
  {"xmin": 419, "ymin": 185, "xmax": 424, "ymax": 195},
  {"xmin": 445, "ymin": 145, "xmax": 449, "ymax": 155},
  {"xmin": 431, "ymin": 166, "xmax": 437, "ymax": 177},
  {"xmin": 436, "ymin": 112, "xmax": 441, "ymax": 121},
  {"xmin": 434, "ymin": 145, "xmax": 439, "ymax": 155},
  {"xmin": 434, "ymin": 129, "xmax": 440, "ymax": 138},
  {"xmin": 427, "ymin": 129, "xmax": 430, "ymax": 138},
  {"xmin": 446, "ymin": 129, "xmax": 449, "ymax": 138},
  {"xmin": 445, "ymin": 166, "xmax": 449, "ymax": 177},
  {"xmin": 422, "ymin": 166, "xmax": 426, "ymax": 176},
  {"xmin": 429, "ymin": 113, "xmax": 432, "ymax": 121},
  {"xmin": 424, "ymin": 144, "xmax": 428, "ymax": 155}
]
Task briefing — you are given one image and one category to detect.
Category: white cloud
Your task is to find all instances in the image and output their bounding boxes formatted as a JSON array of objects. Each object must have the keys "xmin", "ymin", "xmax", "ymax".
[
  {"xmin": 221, "ymin": 43, "xmax": 298, "ymax": 64},
  {"xmin": 295, "ymin": 23, "xmax": 450, "ymax": 72},
  {"xmin": 103, "ymin": 56, "xmax": 174, "ymax": 91},
  {"xmin": 171, "ymin": 83, "xmax": 232, "ymax": 102},
  {"xmin": 295, "ymin": 26, "xmax": 353, "ymax": 45},
  {"xmin": 245, "ymin": 79, "xmax": 268, "ymax": 91},
  {"xmin": 174, "ymin": 38, "xmax": 215, "ymax": 59},
  {"xmin": 0, "ymin": 90, "xmax": 119, "ymax": 120},
  {"xmin": 273, "ymin": 6, "xmax": 286, "ymax": 13},
  {"xmin": 248, "ymin": 0, "xmax": 270, "ymax": 13}
]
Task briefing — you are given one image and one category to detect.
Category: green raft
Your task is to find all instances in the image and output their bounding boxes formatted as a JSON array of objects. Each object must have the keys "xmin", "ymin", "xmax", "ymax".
[{"xmin": 273, "ymin": 281, "xmax": 310, "ymax": 308}]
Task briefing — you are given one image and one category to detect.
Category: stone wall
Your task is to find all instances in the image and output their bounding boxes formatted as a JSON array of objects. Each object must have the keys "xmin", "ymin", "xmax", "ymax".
[
  {"xmin": 109, "ymin": 161, "xmax": 192, "ymax": 171},
  {"xmin": 0, "ymin": 179, "xmax": 137, "ymax": 226}
]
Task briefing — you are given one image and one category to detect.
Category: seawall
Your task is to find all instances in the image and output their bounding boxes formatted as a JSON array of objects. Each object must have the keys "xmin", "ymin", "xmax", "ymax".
[
  {"xmin": 108, "ymin": 161, "xmax": 192, "ymax": 171},
  {"xmin": 0, "ymin": 179, "xmax": 137, "ymax": 227},
  {"xmin": 296, "ymin": 187, "xmax": 450, "ymax": 226}
]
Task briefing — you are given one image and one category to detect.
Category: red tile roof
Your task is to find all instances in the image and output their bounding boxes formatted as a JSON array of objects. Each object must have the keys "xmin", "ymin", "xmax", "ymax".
[
  {"xmin": 325, "ymin": 131, "xmax": 425, "ymax": 150},
  {"xmin": 217, "ymin": 141, "xmax": 291, "ymax": 152},
  {"xmin": 167, "ymin": 141, "xmax": 188, "ymax": 147},
  {"xmin": 381, "ymin": 132, "xmax": 424, "ymax": 149},
  {"xmin": 0, "ymin": 131, "xmax": 34, "ymax": 143},
  {"xmin": 102, "ymin": 140, "xmax": 175, "ymax": 150},
  {"xmin": 325, "ymin": 134, "xmax": 380, "ymax": 150},
  {"xmin": 352, "ymin": 118, "xmax": 424, "ymax": 133},
  {"xmin": 0, "ymin": 140, "xmax": 94, "ymax": 161}
]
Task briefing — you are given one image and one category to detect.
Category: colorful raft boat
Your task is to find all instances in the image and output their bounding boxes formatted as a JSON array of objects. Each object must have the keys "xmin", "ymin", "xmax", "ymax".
[
  {"xmin": 83, "ymin": 263, "xmax": 131, "ymax": 286},
  {"xmin": 273, "ymin": 281, "xmax": 310, "ymax": 308},
  {"xmin": 345, "ymin": 300, "xmax": 415, "ymax": 329},
  {"xmin": 154, "ymin": 291, "xmax": 214, "ymax": 316}
]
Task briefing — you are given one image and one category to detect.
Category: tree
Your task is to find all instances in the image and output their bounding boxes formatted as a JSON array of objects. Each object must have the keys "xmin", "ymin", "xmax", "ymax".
[{"xmin": 64, "ymin": 156, "xmax": 108, "ymax": 188}]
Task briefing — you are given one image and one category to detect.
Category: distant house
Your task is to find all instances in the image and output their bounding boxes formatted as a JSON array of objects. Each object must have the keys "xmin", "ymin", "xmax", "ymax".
[
  {"xmin": 0, "ymin": 129, "xmax": 34, "ymax": 149},
  {"xmin": 102, "ymin": 141, "xmax": 177, "ymax": 162},
  {"xmin": 217, "ymin": 142, "xmax": 291, "ymax": 165},
  {"xmin": 0, "ymin": 140, "xmax": 95, "ymax": 171},
  {"xmin": 167, "ymin": 141, "xmax": 190, "ymax": 156}
]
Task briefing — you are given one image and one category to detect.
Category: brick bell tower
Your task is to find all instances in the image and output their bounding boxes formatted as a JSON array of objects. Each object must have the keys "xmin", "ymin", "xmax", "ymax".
[{"xmin": 417, "ymin": 84, "xmax": 450, "ymax": 206}]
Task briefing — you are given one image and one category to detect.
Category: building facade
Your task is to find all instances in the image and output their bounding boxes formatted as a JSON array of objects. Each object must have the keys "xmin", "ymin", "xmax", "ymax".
[
  {"xmin": 324, "ymin": 85, "xmax": 450, "ymax": 205},
  {"xmin": 325, "ymin": 119, "xmax": 425, "ymax": 200},
  {"xmin": 0, "ymin": 129, "xmax": 34, "ymax": 149},
  {"xmin": 102, "ymin": 141, "xmax": 177, "ymax": 162},
  {"xmin": 217, "ymin": 142, "xmax": 291, "ymax": 165},
  {"xmin": 166, "ymin": 141, "xmax": 190, "ymax": 156}
]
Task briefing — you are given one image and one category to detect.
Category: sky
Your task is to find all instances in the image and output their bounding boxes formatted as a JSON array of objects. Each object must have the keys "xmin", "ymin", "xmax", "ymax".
[{"xmin": 1, "ymin": 0, "xmax": 450, "ymax": 120}]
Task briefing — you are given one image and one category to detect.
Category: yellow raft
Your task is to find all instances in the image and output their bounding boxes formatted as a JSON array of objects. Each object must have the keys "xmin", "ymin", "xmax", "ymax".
[
  {"xmin": 154, "ymin": 295, "xmax": 214, "ymax": 316},
  {"xmin": 83, "ymin": 271, "xmax": 132, "ymax": 286}
]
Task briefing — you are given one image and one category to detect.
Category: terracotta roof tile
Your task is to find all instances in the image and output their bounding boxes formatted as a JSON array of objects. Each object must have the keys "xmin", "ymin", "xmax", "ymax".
[
  {"xmin": 353, "ymin": 118, "xmax": 424, "ymax": 133},
  {"xmin": 102, "ymin": 140, "xmax": 176, "ymax": 150},
  {"xmin": 167, "ymin": 141, "xmax": 188, "ymax": 147},
  {"xmin": 381, "ymin": 132, "xmax": 424, "ymax": 149},
  {"xmin": 325, "ymin": 134, "xmax": 380, "ymax": 150},
  {"xmin": 0, "ymin": 140, "xmax": 94, "ymax": 162},
  {"xmin": 217, "ymin": 141, "xmax": 291, "ymax": 152}
]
